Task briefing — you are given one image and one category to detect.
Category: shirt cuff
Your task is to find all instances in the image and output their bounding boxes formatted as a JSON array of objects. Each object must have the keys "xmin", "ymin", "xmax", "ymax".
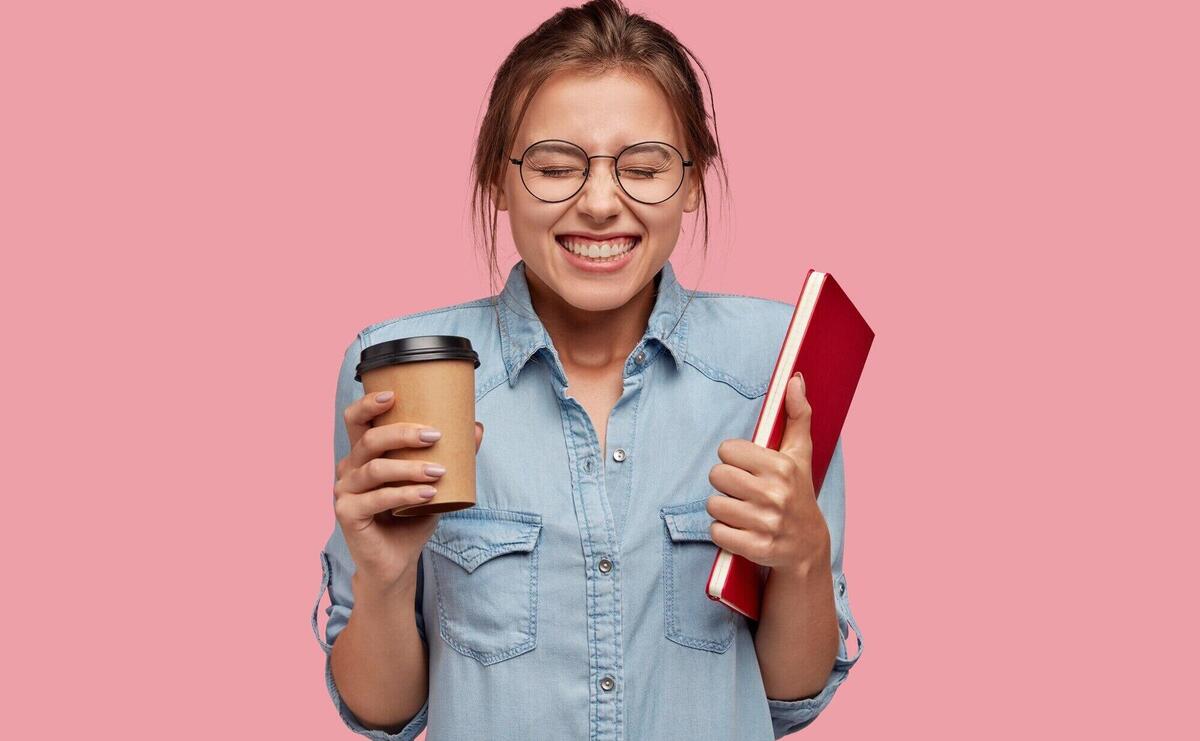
[
  {"xmin": 313, "ymin": 550, "xmax": 430, "ymax": 740},
  {"xmin": 322, "ymin": 647, "xmax": 430, "ymax": 741},
  {"xmin": 764, "ymin": 572, "xmax": 864, "ymax": 737},
  {"xmin": 765, "ymin": 660, "xmax": 851, "ymax": 737}
]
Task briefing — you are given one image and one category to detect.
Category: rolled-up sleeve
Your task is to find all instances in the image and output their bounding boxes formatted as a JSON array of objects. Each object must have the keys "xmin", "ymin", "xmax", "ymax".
[
  {"xmin": 763, "ymin": 436, "xmax": 864, "ymax": 737},
  {"xmin": 309, "ymin": 332, "xmax": 430, "ymax": 740}
]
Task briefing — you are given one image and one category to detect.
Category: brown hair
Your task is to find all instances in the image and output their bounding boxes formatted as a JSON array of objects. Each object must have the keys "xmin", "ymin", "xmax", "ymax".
[{"xmin": 469, "ymin": 0, "xmax": 730, "ymax": 307}]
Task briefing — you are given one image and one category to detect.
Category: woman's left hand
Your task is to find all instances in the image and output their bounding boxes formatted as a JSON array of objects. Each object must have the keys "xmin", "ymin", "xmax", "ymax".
[{"xmin": 706, "ymin": 372, "xmax": 831, "ymax": 576}]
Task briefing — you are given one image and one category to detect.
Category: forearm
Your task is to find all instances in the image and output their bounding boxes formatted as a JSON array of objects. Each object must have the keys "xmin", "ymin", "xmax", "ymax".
[
  {"xmin": 330, "ymin": 564, "xmax": 428, "ymax": 732},
  {"xmin": 753, "ymin": 551, "xmax": 840, "ymax": 702}
]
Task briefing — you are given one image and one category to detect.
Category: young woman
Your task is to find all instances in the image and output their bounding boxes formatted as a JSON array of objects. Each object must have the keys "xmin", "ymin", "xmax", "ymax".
[{"xmin": 312, "ymin": 2, "xmax": 863, "ymax": 739}]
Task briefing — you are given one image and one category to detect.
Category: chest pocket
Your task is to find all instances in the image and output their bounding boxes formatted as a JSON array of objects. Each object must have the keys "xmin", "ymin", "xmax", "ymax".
[
  {"xmin": 425, "ymin": 507, "xmax": 543, "ymax": 666},
  {"xmin": 660, "ymin": 498, "xmax": 739, "ymax": 653}
]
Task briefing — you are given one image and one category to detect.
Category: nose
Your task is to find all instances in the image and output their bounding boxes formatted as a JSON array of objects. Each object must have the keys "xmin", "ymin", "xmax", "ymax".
[{"xmin": 577, "ymin": 157, "xmax": 623, "ymax": 214}]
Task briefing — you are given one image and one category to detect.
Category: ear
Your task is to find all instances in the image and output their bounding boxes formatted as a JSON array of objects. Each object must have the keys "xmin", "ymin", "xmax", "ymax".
[
  {"xmin": 682, "ymin": 167, "xmax": 701, "ymax": 214},
  {"xmin": 491, "ymin": 182, "xmax": 508, "ymax": 212}
]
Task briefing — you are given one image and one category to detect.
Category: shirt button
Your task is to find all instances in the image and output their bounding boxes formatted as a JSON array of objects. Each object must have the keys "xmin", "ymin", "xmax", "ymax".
[
  {"xmin": 839, "ymin": 580, "xmax": 846, "ymax": 596},
  {"xmin": 612, "ymin": 448, "xmax": 626, "ymax": 462},
  {"xmin": 598, "ymin": 558, "xmax": 613, "ymax": 574},
  {"xmin": 584, "ymin": 457, "xmax": 593, "ymax": 471},
  {"xmin": 634, "ymin": 350, "xmax": 646, "ymax": 365},
  {"xmin": 599, "ymin": 676, "xmax": 615, "ymax": 692}
]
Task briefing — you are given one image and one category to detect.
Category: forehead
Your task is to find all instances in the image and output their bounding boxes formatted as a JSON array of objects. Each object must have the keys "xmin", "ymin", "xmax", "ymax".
[{"xmin": 517, "ymin": 69, "xmax": 685, "ymax": 152}]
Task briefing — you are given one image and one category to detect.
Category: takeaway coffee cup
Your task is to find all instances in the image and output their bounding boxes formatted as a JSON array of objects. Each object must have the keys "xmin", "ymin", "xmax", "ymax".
[{"xmin": 355, "ymin": 335, "xmax": 480, "ymax": 516}]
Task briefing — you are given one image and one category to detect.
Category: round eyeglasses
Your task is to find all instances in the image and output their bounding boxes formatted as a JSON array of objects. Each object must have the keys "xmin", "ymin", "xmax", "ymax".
[{"xmin": 509, "ymin": 139, "xmax": 693, "ymax": 205}]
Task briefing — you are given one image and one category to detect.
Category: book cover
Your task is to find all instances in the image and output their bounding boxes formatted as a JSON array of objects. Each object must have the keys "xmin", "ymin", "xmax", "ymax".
[{"xmin": 705, "ymin": 269, "xmax": 874, "ymax": 620}]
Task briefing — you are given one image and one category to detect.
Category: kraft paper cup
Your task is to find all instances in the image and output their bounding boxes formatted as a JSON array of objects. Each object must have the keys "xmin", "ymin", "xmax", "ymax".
[{"xmin": 355, "ymin": 335, "xmax": 479, "ymax": 516}]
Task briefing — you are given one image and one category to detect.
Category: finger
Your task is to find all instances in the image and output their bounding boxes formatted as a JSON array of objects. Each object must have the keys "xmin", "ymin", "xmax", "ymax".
[
  {"xmin": 344, "ymin": 390, "xmax": 397, "ymax": 451},
  {"xmin": 345, "ymin": 421, "xmax": 441, "ymax": 473},
  {"xmin": 710, "ymin": 519, "xmax": 769, "ymax": 563},
  {"xmin": 705, "ymin": 493, "xmax": 762, "ymax": 532},
  {"xmin": 475, "ymin": 421, "xmax": 484, "ymax": 453},
  {"xmin": 340, "ymin": 455, "xmax": 446, "ymax": 496},
  {"xmin": 716, "ymin": 437, "xmax": 779, "ymax": 478},
  {"xmin": 336, "ymin": 482, "xmax": 439, "ymax": 522},
  {"xmin": 708, "ymin": 461, "xmax": 769, "ymax": 504},
  {"xmin": 777, "ymin": 373, "xmax": 813, "ymax": 466}
]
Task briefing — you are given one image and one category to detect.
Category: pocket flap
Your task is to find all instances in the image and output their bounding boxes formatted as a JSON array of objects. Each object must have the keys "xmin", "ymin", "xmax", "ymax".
[
  {"xmin": 426, "ymin": 507, "xmax": 543, "ymax": 573},
  {"xmin": 660, "ymin": 498, "xmax": 717, "ymax": 543}
]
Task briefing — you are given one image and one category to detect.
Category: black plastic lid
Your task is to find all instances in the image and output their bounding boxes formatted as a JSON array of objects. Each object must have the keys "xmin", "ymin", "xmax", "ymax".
[{"xmin": 355, "ymin": 335, "xmax": 480, "ymax": 381}]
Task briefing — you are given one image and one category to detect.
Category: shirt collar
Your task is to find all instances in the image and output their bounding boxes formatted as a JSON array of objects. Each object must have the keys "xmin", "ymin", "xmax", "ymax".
[{"xmin": 495, "ymin": 258, "xmax": 691, "ymax": 388}]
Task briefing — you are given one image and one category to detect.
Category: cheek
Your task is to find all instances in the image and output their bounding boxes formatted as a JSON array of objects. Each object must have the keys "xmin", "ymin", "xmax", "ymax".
[
  {"xmin": 508, "ymin": 202, "xmax": 561, "ymax": 244},
  {"xmin": 643, "ymin": 208, "xmax": 684, "ymax": 243}
]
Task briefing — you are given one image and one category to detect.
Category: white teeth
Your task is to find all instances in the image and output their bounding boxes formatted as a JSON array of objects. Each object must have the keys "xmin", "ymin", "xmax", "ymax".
[{"xmin": 559, "ymin": 237, "xmax": 638, "ymax": 259}]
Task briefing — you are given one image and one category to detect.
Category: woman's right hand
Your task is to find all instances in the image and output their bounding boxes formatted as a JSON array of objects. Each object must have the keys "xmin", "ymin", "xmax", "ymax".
[{"xmin": 333, "ymin": 390, "xmax": 484, "ymax": 592}]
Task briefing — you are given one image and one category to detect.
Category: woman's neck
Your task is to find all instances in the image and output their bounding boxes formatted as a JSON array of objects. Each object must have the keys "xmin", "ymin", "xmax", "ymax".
[{"xmin": 526, "ymin": 268, "xmax": 660, "ymax": 376}]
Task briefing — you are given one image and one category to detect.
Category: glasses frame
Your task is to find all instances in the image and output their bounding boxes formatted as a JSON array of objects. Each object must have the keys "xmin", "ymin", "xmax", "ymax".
[{"xmin": 509, "ymin": 138, "xmax": 694, "ymax": 205}]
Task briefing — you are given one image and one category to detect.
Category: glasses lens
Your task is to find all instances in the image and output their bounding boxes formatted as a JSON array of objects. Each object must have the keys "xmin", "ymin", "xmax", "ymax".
[
  {"xmin": 520, "ymin": 141, "xmax": 686, "ymax": 203},
  {"xmin": 521, "ymin": 141, "xmax": 589, "ymax": 202},
  {"xmin": 616, "ymin": 142, "xmax": 685, "ymax": 204}
]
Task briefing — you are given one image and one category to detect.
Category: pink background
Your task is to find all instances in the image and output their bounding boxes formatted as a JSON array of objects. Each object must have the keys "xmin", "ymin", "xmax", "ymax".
[{"xmin": 4, "ymin": 1, "xmax": 1197, "ymax": 738}]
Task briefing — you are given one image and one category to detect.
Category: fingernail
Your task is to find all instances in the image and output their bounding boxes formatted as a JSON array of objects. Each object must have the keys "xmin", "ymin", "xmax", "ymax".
[
  {"xmin": 424, "ymin": 464, "xmax": 446, "ymax": 476},
  {"xmin": 419, "ymin": 428, "xmax": 442, "ymax": 442},
  {"xmin": 419, "ymin": 487, "xmax": 438, "ymax": 498},
  {"xmin": 375, "ymin": 391, "xmax": 393, "ymax": 403}
]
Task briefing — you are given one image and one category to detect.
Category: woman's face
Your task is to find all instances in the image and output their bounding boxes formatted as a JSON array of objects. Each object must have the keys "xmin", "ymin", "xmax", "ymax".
[{"xmin": 494, "ymin": 69, "xmax": 700, "ymax": 314}]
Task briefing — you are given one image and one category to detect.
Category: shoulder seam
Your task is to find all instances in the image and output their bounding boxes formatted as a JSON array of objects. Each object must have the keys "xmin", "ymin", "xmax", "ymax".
[
  {"xmin": 475, "ymin": 370, "xmax": 508, "ymax": 403},
  {"xmin": 679, "ymin": 351, "xmax": 770, "ymax": 399},
  {"xmin": 360, "ymin": 297, "xmax": 497, "ymax": 338},
  {"xmin": 676, "ymin": 293, "xmax": 790, "ymax": 398},
  {"xmin": 690, "ymin": 290, "xmax": 791, "ymax": 306}
]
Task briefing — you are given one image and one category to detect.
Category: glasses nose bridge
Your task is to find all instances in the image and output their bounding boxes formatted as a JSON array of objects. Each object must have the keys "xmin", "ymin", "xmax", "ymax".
[
  {"xmin": 584, "ymin": 153, "xmax": 619, "ymax": 177},
  {"xmin": 581, "ymin": 153, "xmax": 622, "ymax": 199}
]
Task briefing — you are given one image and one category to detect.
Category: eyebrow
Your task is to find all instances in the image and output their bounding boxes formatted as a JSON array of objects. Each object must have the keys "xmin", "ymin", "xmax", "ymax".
[
  {"xmin": 528, "ymin": 141, "xmax": 584, "ymax": 155},
  {"xmin": 526, "ymin": 139, "xmax": 673, "ymax": 154}
]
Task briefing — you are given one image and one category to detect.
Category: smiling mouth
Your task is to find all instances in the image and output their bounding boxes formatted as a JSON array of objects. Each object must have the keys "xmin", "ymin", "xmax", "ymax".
[{"xmin": 555, "ymin": 235, "xmax": 642, "ymax": 261}]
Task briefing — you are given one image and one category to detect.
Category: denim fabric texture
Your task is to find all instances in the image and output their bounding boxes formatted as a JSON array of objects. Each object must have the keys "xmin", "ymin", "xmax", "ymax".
[{"xmin": 312, "ymin": 259, "xmax": 863, "ymax": 740}]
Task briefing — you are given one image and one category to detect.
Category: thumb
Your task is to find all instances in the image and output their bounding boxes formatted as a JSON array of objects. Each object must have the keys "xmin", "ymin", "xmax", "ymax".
[{"xmin": 778, "ymin": 372, "xmax": 812, "ymax": 465}]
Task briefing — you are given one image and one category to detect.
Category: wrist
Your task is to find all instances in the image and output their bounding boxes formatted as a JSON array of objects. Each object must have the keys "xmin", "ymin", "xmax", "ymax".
[
  {"xmin": 774, "ymin": 543, "xmax": 832, "ymax": 583},
  {"xmin": 352, "ymin": 563, "xmax": 419, "ymax": 608}
]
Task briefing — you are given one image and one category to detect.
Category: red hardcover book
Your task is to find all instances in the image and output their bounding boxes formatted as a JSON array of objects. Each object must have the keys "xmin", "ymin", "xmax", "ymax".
[{"xmin": 705, "ymin": 269, "xmax": 874, "ymax": 620}]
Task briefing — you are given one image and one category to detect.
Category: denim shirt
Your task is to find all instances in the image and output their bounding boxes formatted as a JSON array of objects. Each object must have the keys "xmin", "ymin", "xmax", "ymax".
[{"xmin": 312, "ymin": 259, "xmax": 863, "ymax": 740}]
